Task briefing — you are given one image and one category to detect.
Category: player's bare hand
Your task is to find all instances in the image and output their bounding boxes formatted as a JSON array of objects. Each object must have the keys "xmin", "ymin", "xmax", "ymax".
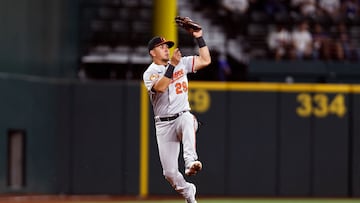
[
  {"xmin": 192, "ymin": 29, "xmax": 203, "ymax": 38},
  {"xmin": 170, "ymin": 48, "xmax": 181, "ymax": 66}
]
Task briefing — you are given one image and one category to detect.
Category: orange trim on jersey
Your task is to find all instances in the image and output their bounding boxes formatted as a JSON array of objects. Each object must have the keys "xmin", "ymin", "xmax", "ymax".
[
  {"xmin": 191, "ymin": 57, "xmax": 196, "ymax": 73},
  {"xmin": 170, "ymin": 69, "xmax": 185, "ymax": 83},
  {"xmin": 173, "ymin": 69, "xmax": 185, "ymax": 81},
  {"xmin": 193, "ymin": 115, "xmax": 197, "ymax": 150}
]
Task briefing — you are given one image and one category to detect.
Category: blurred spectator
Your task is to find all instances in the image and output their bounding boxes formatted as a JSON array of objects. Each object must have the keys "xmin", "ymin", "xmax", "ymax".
[
  {"xmin": 311, "ymin": 23, "xmax": 332, "ymax": 60},
  {"xmin": 220, "ymin": 0, "xmax": 250, "ymax": 36},
  {"xmin": 299, "ymin": 0, "xmax": 317, "ymax": 19},
  {"xmin": 264, "ymin": 0, "xmax": 288, "ymax": 17},
  {"xmin": 221, "ymin": 0, "xmax": 249, "ymax": 14},
  {"xmin": 290, "ymin": 0, "xmax": 317, "ymax": 17},
  {"xmin": 225, "ymin": 37, "xmax": 249, "ymax": 81},
  {"xmin": 332, "ymin": 22, "xmax": 359, "ymax": 61},
  {"xmin": 341, "ymin": 0, "xmax": 360, "ymax": 22},
  {"xmin": 291, "ymin": 21, "xmax": 313, "ymax": 59},
  {"xmin": 217, "ymin": 53, "xmax": 232, "ymax": 81},
  {"xmin": 318, "ymin": 0, "xmax": 341, "ymax": 22},
  {"xmin": 267, "ymin": 24, "xmax": 293, "ymax": 60},
  {"xmin": 290, "ymin": 0, "xmax": 308, "ymax": 13}
]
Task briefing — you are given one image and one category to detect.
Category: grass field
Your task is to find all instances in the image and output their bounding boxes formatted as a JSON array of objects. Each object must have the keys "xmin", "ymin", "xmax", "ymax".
[
  {"xmin": 77, "ymin": 200, "xmax": 360, "ymax": 203},
  {"xmin": 81, "ymin": 199, "xmax": 360, "ymax": 203},
  {"xmin": 1, "ymin": 197, "xmax": 360, "ymax": 203}
]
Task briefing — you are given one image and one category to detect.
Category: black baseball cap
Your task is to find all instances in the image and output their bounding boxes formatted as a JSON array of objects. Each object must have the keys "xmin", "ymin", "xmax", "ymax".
[{"xmin": 147, "ymin": 36, "xmax": 174, "ymax": 52}]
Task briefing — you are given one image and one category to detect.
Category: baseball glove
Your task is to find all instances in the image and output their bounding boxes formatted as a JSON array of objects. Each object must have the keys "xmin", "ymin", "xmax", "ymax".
[{"xmin": 175, "ymin": 16, "xmax": 202, "ymax": 32}]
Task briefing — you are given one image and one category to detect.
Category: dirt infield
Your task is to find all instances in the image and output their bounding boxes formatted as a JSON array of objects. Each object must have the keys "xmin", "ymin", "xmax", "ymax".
[
  {"xmin": 0, "ymin": 195, "xmax": 184, "ymax": 203},
  {"xmin": 1, "ymin": 195, "xmax": 360, "ymax": 203}
]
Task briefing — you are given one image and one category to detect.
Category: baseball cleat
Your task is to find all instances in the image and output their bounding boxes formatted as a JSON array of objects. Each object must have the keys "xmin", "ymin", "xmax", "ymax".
[
  {"xmin": 185, "ymin": 160, "xmax": 202, "ymax": 176},
  {"xmin": 185, "ymin": 183, "xmax": 197, "ymax": 203}
]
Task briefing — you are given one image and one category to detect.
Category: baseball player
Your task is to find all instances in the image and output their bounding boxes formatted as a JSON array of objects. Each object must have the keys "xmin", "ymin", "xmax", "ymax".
[{"xmin": 143, "ymin": 27, "xmax": 211, "ymax": 203}]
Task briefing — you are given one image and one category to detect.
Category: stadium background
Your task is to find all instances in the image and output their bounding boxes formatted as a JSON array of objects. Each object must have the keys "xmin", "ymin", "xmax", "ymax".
[{"xmin": 1, "ymin": 0, "xmax": 360, "ymax": 201}]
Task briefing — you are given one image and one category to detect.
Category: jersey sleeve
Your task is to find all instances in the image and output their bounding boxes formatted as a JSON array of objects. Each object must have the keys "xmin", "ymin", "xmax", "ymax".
[
  {"xmin": 143, "ymin": 65, "xmax": 161, "ymax": 94},
  {"xmin": 181, "ymin": 56, "xmax": 196, "ymax": 74}
]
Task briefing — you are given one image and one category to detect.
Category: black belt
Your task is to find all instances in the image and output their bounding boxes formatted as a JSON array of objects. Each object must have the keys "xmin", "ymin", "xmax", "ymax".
[{"xmin": 158, "ymin": 111, "xmax": 187, "ymax": 122}]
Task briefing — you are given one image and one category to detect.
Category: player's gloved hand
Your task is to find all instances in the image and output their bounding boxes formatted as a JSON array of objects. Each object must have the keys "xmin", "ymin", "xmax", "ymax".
[
  {"xmin": 175, "ymin": 16, "xmax": 202, "ymax": 33},
  {"xmin": 170, "ymin": 48, "xmax": 181, "ymax": 66}
]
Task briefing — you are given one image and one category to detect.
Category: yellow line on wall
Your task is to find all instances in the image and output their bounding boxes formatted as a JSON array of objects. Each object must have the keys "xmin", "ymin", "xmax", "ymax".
[
  {"xmin": 189, "ymin": 82, "xmax": 360, "ymax": 93},
  {"xmin": 139, "ymin": 84, "xmax": 149, "ymax": 198},
  {"xmin": 351, "ymin": 85, "xmax": 360, "ymax": 93}
]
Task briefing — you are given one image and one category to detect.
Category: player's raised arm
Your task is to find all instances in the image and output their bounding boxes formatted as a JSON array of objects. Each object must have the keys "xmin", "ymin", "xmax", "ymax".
[
  {"xmin": 175, "ymin": 16, "xmax": 211, "ymax": 72},
  {"xmin": 192, "ymin": 29, "xmax": 211, "ymax": 71}
]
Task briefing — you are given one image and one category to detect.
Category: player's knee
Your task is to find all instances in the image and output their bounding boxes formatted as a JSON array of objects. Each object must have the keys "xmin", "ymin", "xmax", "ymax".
[
  {"xmin": 163, "ymin": 169, "xmax": 183, "ymax": 189},
  {"xmin": 163, "ymin": 170, "xmax": 177, "ymax": 178},
  {"xmin": 163, "ymin": 169, "xmax": 178, "ymax": 182}
]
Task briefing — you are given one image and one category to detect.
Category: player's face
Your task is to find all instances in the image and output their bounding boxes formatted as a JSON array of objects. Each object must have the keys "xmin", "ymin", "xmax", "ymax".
[{"xmin": 153, "ymin": 44, "xmax": 170, "ymax": 62}]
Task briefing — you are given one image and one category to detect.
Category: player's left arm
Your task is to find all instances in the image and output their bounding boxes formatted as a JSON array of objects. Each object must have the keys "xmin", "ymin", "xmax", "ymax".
[{"xmin": 193, "ymin": 30, "xmax": 211, "ymax": 71}]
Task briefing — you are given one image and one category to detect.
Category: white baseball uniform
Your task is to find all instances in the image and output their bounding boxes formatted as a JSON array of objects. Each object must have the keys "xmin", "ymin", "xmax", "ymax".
[{"xmin": 143, "ymin": 55, "xmax": 199, "ymax": 198}]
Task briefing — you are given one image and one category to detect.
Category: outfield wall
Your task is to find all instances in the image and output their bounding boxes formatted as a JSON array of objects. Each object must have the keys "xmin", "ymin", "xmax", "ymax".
[
  {"xmin": 0, "ymin": 76, "xmax": 140, "ymax": 195},
  {"xmin": 0, "ymin": 77, "xmax": 359, "ymax": 197}
]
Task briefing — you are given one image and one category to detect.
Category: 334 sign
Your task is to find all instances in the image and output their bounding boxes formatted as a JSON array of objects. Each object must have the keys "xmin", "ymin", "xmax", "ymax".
[{"xmin": 296, "ymin": 93, "xmax": 347, "ymax": 118}]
